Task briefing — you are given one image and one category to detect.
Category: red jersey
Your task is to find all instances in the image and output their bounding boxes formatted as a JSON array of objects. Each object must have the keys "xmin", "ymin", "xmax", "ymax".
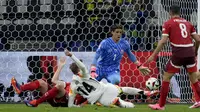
[{"xmin": 162, "ymin": 17, "xmax": 196, "ymax": 57}]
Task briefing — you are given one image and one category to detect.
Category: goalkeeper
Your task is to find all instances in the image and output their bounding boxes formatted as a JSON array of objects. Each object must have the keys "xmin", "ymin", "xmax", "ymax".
[{"xmin": 91, "ymin": 25, "xmax": 151, "ymax": 84}]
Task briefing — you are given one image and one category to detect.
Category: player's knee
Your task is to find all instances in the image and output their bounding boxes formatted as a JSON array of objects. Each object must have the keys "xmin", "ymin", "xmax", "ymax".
[
  {"xmin": 55, "ymin": 81, "xmax": 65, "ymax": 89},
  {"xmin": 188, "ymin": 72, "xmax": 198, "ymax": 83},
  {"xmin": 37, "ymin": 79, "xmax": 48, "ymax": 93},
  {"xmin": 197, "ymin": 72, "xmax": 200, "ymax": 80},
  {"xmin": 38, "ymin": 79, "xmax": 47, "ymax": 87}
]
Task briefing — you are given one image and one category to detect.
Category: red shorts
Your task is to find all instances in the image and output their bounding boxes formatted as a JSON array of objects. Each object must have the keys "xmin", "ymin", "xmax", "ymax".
[
  {"xmin": 74, "ymin": 94, "xmax": 87, "ymax": 105},
  {"xmin": 165, "ymin": 56, "xmax": 197, "ymax": 73},
  {"xmin": 46, "ymin": 82, "xmax": 70, "ymax": 107}
]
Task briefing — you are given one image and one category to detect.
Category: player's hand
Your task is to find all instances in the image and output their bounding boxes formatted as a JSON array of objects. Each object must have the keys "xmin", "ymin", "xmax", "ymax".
[
  {"xmin": 138, "ymin": 66, "xmax": 151, "ymax": 75},
  {"xmin": 59, "ymin": 56, "xmax": 66, "ymax": 67},
  {"xmin": 64, "ymin": 49, "xmax": 72, "ymax": 57},
  {"xmin": 90, "ymin": 66, "xmax": 98, "ymax": 78},
  {"xmin": 91, "ymin": 72, "xmax": 98, "ymax": 78},
  {"xmin": 195, "ymin": 51, "xmax": 198, "ymax": 57}
]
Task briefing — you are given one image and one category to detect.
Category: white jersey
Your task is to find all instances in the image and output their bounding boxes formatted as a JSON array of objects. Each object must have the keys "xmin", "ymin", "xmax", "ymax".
[{"xmin": 68, "ymin": 55, "xmax": 106, "ymax": 106}]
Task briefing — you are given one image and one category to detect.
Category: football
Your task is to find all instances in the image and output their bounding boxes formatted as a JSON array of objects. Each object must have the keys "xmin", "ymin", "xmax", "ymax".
[{"xmin": 145, "ymin": 77, "xmax": 160, "ymax": 90}]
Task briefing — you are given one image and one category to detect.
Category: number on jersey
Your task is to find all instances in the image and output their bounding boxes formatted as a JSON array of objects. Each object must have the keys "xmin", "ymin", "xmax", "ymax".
[
  {"xmin": 179, "ymin": 23, "xmax": 188, "ymax": 38},
  {"xmin": 113, "ymin": 54, "xmax": 117, "ymax": 61},
  {"xmin": 77, "ymin": 81, "xmax": 96, "ymax": 95}
]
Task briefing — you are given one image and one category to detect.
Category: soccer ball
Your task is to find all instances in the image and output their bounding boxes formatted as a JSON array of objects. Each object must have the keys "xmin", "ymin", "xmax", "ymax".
[{"xmin": 145, "ymin": 77, "xmax": 160, "ymax": 90}]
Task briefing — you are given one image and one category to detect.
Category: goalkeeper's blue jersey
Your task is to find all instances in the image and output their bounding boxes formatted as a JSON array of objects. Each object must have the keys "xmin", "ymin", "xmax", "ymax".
[{"xmin": 95, "ymin": 37, "xmax": 130, "ymax": 72}]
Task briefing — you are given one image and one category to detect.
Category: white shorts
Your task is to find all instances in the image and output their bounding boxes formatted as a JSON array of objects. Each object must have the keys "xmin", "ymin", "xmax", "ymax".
[{"xmin": 98, "ymin": 83, "xmax": 121, "ymax": 106}]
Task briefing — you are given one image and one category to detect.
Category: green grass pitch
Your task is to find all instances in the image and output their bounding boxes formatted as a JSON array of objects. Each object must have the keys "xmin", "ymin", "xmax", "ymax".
[{"xmin": 0, "ymin": 104, "xmax": 199, "ymax": 112}]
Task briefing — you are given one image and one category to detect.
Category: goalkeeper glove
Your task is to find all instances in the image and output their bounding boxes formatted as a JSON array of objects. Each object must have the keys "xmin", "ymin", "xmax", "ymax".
[
  {"xmin": 137, "ymin": 62, "xmax": 151, "ymax": 75},
  {"xmin": 90, "ymin": 66, "xmax": 98, "ymax": 78}
]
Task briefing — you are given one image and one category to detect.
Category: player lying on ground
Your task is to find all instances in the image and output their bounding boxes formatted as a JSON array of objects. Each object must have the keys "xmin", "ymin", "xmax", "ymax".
[
  {"xmin": 147, "ymin": 4, "xmax": 200, "ymax": 110},
  {"xmin": 91, "ymin": 25, "xmax": 151, "ymax": 85},
  {"xmin": 11, "ymin": 57, "xmax": 86, "ymax": 107},
  {"xmin": 11, "ymin": 78, "xmax": 66, "ymax": 107},
  {"xmin": 65, "ymin": 49, "xmax": 158, "ymax": 108}
]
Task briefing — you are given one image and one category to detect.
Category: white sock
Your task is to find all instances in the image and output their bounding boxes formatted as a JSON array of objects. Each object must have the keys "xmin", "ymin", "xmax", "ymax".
[
  {"xmin": 121, "ymin": 87, "xmax": 143, "ymax": 95},
  {"xmin": 118, "ymin": 98, "xmax": 135, "ymax": 108}
]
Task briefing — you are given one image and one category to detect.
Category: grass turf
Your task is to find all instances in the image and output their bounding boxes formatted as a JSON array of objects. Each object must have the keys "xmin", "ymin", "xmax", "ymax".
[{"xmin": 0, "ymin": 104, "xmax": 200, "ymax": 112}]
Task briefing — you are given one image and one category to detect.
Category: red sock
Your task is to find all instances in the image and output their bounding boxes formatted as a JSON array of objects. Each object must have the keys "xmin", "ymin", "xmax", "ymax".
[
  {"xmin": 36, "ymin": 87, "xmax": 58, "ymax": 104},
  {"xmin": 192, "ymin": 81, "xmax": 200, "ymax": 102},
  {"xmin": 159, "ymin": 81, "xmax": 170, "ymax": 107},
  {"xmin": 192, "ymin": 84, "xmax": 200, "ymax": 102},
  {"xmin": 21, "ymin": 80, "xmax": 40, "ymax": 91}
]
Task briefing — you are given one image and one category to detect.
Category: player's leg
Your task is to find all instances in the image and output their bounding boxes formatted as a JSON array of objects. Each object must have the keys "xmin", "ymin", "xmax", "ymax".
[
  {"xmin": 106, "ymin": 70, "xmax": 120, "ymax": 85},
  {"xmin": 98, "ymin": 83, "xmax": 134, "ymax": 108},
  {"xmin": 188, "ymin": 72, "xmax": 200, "ymax": 108},
  {"xmin": 98, "ymin": 83, "xmax": 119, "ymax": 107},
  {"xmin": 11, "ymin": 77, "xmax": 48, "ymax": 95},
  {"xmin": 74, "ymin": 94, "xmax": 87, "ymax": 106},
  {"xmin": 197, "ymin": 71, "xmax": 200, "ymax": 80},
  {"xmin": 149, "ymin": 60, "xmax": 178, "ymax": 110},
  {"xmin": 185, "ymin": 58, "xmax": 200, "ymax": 108},
  {"xmin": 117, "ymin": 97, "xmax": 135, "ymax": 108},
  {"xmin": 24, "ymin": 81, "xmax": 66, "ymax": 107},
  {"xmin": 121, "ymin": 87, "xmax": 159, "ymax": 97}
]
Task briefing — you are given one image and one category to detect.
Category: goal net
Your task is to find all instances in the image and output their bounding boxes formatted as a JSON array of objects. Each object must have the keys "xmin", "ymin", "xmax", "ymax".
[{"xmin": 0, "ymin": 0, "xmax": 197, "ymax": 104}]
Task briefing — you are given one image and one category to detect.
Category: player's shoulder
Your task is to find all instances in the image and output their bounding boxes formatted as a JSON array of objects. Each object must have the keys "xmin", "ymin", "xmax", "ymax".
[
  {"xmin": 163, "ymin": 19, "xmax": 174, "ymax": 27},
  {"xmin": 120, "ymin": 38, "xmax": 130, "ymax": 45},
  {"xmin": 101, "ymin": 38, "xmax": 110, "ymax": 44}
]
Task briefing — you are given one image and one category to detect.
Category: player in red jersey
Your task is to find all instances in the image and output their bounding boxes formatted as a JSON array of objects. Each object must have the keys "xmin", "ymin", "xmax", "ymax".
[
  {"xmin": 146, "ymin": 5, "xmax": 200, "ymax": 110},
  {"xmin": 11, "ymin": 57, "xmax": 86, "ymax": 107}
]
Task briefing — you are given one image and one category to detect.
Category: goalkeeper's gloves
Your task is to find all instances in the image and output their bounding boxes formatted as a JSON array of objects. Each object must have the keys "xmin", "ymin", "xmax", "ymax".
[
  {"xmin": 137, "ymin": 62, "xmax": 151, "ymax": 75},
  {"xmin": 90, "ymin": 66, "xmax": 98, "ymax": 78}
]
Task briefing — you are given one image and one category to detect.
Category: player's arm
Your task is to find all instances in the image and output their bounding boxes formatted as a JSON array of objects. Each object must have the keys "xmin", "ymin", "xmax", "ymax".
[
  {"xmin": 151, "ymin": 36, "xmax": 168, "ymax": 57},
  {"xmin": 91, "ymin": 52, "xmax": 100, "ymax": 67},
  {"xmin": 125, "ymin": 41, "xmax": 150, "ymax": 75},
  {"xmin": 68, "ymin": 87, "xmax": 79, "ymax": 107},
  {"xmin": 90, "ymin": 52, "xmax": 100, "ymax": 77},
  {"xmin": 90, "ymin": 40, "xmax": 106, "ymax": 77},
  {"xmin": 191, "ymin": 27, "xmax": 200, "ymax": 56},
  {"xmin": 65, "ymin": 49, "xmax": 89, "ymax": 78},
  {"xmin": 125, "ymin": 48, "xmax": 139, "ymax": 66},
  {"xmin": 51, "ymin": 57, "xmax": 66, "ymax": 84},
  {"xmin": 147, "ymin": 22, "xmax": 169, "ymax": 63},
  {"xmin": 91, "ymin": 40, "xmax": 105, "ymax": 66}
]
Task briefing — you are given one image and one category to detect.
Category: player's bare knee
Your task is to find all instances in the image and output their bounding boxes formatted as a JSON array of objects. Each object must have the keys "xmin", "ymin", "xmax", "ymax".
[
  {"xmin": 188, "ymin": 72, "xmax": 198, "ymax": 83},
  {"xmin": 38, "ymin": 79, "xmax": 47, "ymax": 87},
  {"xmin": 37, "ymin": 79, "xmax": 48, "ymax": 94},
  {"xmin": 197, "ymin": 72, "xmax": 200, "ymax": 80},
  {"xmin": 55, "ymin": 81, "xmax": 65, "ymax": 90}
]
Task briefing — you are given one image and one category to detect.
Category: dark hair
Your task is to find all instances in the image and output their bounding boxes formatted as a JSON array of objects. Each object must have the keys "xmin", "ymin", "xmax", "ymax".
[
  {"xmin": 69, "ymin": 59, "xmax": 83, "ymax": 75},
  {"xmin": 110, "ymin": 24, "xmax": 123, "ymax": 32},
  {"xmin": 70, "ymin": 63, "xmax": 79, "ymax": 74},
  {"xmin": 170, "ymin": 4, "xmax": 180, "ymax": 15}
]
